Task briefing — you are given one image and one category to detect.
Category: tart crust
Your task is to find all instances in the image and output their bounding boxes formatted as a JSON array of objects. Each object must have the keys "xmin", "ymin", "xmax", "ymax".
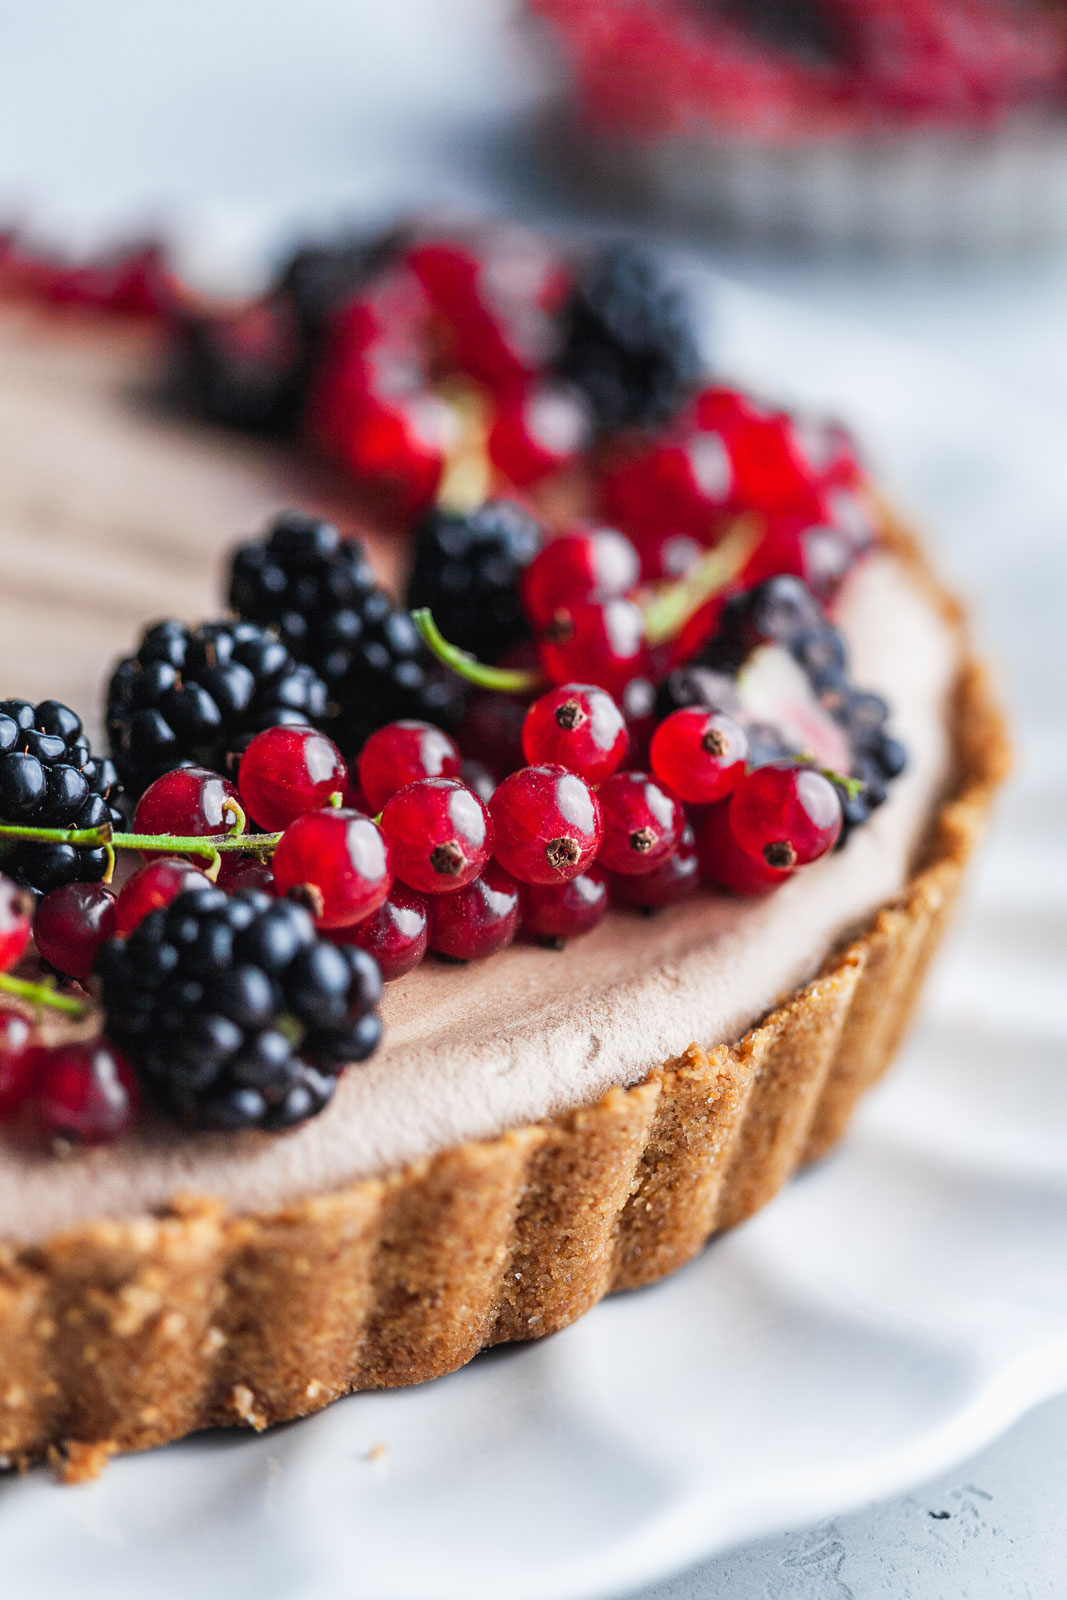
[{"xmin": 0, "ymin": 523, "xmax": 1009, "ymax": 1476}]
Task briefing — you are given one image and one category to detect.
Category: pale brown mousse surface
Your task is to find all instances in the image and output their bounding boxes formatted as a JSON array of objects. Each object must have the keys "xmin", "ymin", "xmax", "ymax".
[{"xmin": 0, "ymin": 310, "xmax": 959, "ymax": 1244}]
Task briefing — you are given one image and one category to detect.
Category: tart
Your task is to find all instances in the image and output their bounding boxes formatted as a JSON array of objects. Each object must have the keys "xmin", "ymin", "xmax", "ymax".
[
  {"xmin": 0, "ymin": 233, "xmax": 1007, "ymax": 1475},
  {"xmin": 529, "ymin": 0, "xmax": 1067, "ymax": 251}
]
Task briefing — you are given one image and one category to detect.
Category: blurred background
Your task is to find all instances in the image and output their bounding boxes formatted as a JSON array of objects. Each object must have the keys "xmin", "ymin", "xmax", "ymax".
[{"xmin": 0, "ymin": 2, "xmax": 1064, "ymax": 1596}]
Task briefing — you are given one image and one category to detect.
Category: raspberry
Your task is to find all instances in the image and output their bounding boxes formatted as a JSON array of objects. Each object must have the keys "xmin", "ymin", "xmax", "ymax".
[
  {"xmin": 406, "ymin": 501, "xmax": 542, "ymax": 662},
  {"xmin": 489, "ymin": 765, "xmax": 602, "ymax": 887},
  {"xmin": 97, "ymin": 884, "xmax": 383, "ymax": 1130},
  {"xmin": 557, "ymin": 244, "xmax": 699, "ymax": 431},
  {"xmin": 0, "ymin": 698, "xmax": 122, "ymax": 894},
  {"xmin": 106, "ymin": 618, "xmax": 327, "ymax": 798},
  {"xmin": 379, "ymin": 778, "xmax": 492, "ymax": 896}
]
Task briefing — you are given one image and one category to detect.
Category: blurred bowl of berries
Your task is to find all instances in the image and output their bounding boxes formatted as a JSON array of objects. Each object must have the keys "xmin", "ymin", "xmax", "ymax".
[{"xmin": 526, "ymin": 0, "xmax": 1067, "ymax": 252}]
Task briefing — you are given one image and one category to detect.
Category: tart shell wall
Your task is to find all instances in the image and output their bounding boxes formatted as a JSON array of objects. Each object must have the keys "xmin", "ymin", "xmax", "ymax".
[{"xmin": 0, "ymin": 528, "xmax": 1009, "ymax": 1478}]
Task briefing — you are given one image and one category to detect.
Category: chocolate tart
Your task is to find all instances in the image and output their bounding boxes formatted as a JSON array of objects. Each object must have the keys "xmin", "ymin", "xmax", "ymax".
[{"xmin": 0, "ymin": 310, "xmax": 1008, "ymax": 1477}]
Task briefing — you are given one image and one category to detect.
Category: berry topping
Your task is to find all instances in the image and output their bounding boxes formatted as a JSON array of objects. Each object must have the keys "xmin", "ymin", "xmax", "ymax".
[
  {"xmin": 97, "ymin": 885, "xmax": 383, "ymax": 1129},
  {"xmin": 0, "ymin": 876, "xmax": 32, "ymax": 972},
  {"xmin": 596, "ymin": 772, "xmax": 684, "ymax": 876},
  {"xmin": 114, "ymin": 858, "xmax": 212, "ymax": 936},
  {"xmin": 429, "ymin": 862, "xmax": 521, "ymax": 962},
  {"xmin": 106, "ymin": 618, "xmax": 327, "ymax": 798},
  {"xmin": 487, "ymin": 381, "xmax": 592, "ymax": 487},
  {"xmin": 649, "ymin": 707, "xmax": 748, "ymax": 804},
  {"xmin": 538, "ymin": 596, "xmax": 648, "ymax": 697},
  {"xmin": 0, "ymin": 698, "xmax": 122, "ymax": 894},
  {"xmin": 406, "ymin": 501, "xmax": 542, "ymax": 662},
  {"xmin": 611, "ymin": 823, "xmax": 700, "ymax": 911},
  {"xmin": 694, "ymin": 802, "xmax": 795, "ymax": 896},
  {"xmin": 34, "ymin": 1040, "xmax": 139, "ymax": 1147},
  {"xmin": 0, "ymin": 1008, "xmax": 34, "ymax": 1121},
  {"xmin": 729, "ymin": 763, "xmax": 843, "ymax": 871},
  {"xmin": 238, "ymin": 726, "xmax": 347, "ymax": 832},
  {"xmin": 335, "ymin": 883, "xmax": 430, "ymax": 981},
  {"xmin": 379, "ymin": 777, "xmax": 492, "ymax": 895},
  {"xmin": 34, "ymin": 881, "xmax": 117, "ymax": 982},
  {"xmin": 521, "ymin": 865, "xmax": 609, "ymax": 948},
  {"xmin": 556, "ymin": 244, "xmax": 699, "ymax": 432},
  {"xmin": 521, "ymin": 683, "xmax": 628, "ymax": 785},
  {"xmin": 271, "ymin": 808, "xmax": 392, "ymax": 929},
  {"xmin": 520, "ymin": 526, "xmax": 640, "ymax": 633},
  {"xmin": 489, "ymin": 765, "xmax": 603, "ymax": 886},
  {"xmin": 133, "ymin": 765, "xmax": 241, "ymax": 853},
  {"xmin": 357, "ymin": 720, "xmax": 462, "ymax": 815}
]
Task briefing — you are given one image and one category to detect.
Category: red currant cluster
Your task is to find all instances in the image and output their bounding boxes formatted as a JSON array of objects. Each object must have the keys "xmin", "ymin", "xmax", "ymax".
[{"xmin": 533, "ymin": 0, "xmax": 1067, "ymax": 141}]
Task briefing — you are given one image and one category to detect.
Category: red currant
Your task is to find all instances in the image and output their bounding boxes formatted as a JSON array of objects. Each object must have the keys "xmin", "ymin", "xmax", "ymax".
[
  {"xmin": 611, "ymin": 824, "xmax": 700, "ymax": 911},
  {"xmin": 460, "ymin": 758, "xmax": 497, "ymax": 804},
  {"xmin": 521, "ymin": 866, "xmax": 608, "ymax": 948},
  {"xmin": 490, "ymin": 764, "xmax": 602, "ymax": 886},
  {"xmin": 729, "ymin": 764, "xmax": 843, "ymax": 871},
  {"xmin": 597, "ymin": 772, "xmax": 683, "ymax": 877},
  {"xmin": 487, "ymin": 381, "xmax": 591, "ymax": 487},
  {"xmin": 239, "ymin": 726, "xmax": 347, "ymax": 832},
  {"xmin": 0, "ymin": 1008, "xmax": 34, "ymax": 1121},
  {"xmin": 430, "ymin": 862, "xmax": 521, "ymax": 962},
  {"xmin": 538, "ymin": 596, "xmax": 648, "ymax": 697},
  {"xmin": 521, "ymin": 683, "xmax": 628, "ymax": 785},
  {"xmin": 272, "ymin": 808, "xmax": 392, "ymax": 929},
  {"xmin": 133, "ymin": 766, "xmax": 240, "ymax": 855},
  {"xmin": 34, "ymin": 882, "xmax": 117, "ymax": 982},
  {"xmin": 114, "ymin": 858, "xmax": 211, "ymax": 936},
  {"xmin": 219, "ymin": 859, "xmax": 276, "ymax": 896},
  {"xmin": 379, "ymin": 778, "xmax": 492, "ymax": 896},
  {"xmin": 34, "ymin": 1039, "xmax": 139, "ymax": 1146},
  {"xmin": 0, "ymin": 876, "xmax": 32, "ymax": 972},
  {"xmin": 357, "ymin": 720, "xmax": 461, "ymax": 816},
  {"xmin": 695, "ymin": 803, "xmax": 793, "ymax": 896},
  {"xmin": 335, "ymin": 883, "xmax": 430, "ymax": 982},
  {"xmin": 649, "ymin": 707, "xmax": 748, "ymax": 805},
  {"xmin": 521, "ymin": 526, "xmax": 641, "ymax": 631}
]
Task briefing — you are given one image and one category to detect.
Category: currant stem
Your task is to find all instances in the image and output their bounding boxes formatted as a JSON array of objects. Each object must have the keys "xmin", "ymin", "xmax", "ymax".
[
  {"xmin": 411, "ymin": 608, "xmax": 544, "ymax": 694},
  {"xmin": 0, "ymin": 822, "xmax": 282, "ymax": 860},
  {"xmin": 796, "ymin": 756, "xmax": 865, "ymax": 801},
  {"xmin": 640, "ymin": 515, "xmax": 762, "ymax": 647},
  {"xmin": 0, "ymin": 972, "xmax": 87, "ymax": 1018}
]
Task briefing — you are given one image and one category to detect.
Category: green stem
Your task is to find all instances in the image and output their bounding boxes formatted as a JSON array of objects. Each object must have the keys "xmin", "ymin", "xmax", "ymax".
[
  {"xmin": 411, "ymin": 608, "xmax": 543, "ymax": 694},
  {"xmin": 641, "ymin": 515, "xmax": 761, "ymax": 647},
  {"xmin": 797, "ymin": 756, "xmax": 865, "ymax": 801},
  {"xmin": 0, "ymin": 973, "xmax": 87, "ymax": 1018},
  {"xmin": 0, "ymin": 822, "xmax": 282, "ymax": 860}
]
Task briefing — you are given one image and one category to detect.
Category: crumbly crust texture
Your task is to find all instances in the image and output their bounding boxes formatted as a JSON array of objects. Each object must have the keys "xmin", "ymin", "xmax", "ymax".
[{"xmin": 0, "ymin": 525, "xmax": 1008, "ymax": 1477}]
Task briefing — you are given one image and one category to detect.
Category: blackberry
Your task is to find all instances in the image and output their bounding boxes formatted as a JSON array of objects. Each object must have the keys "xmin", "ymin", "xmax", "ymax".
[
  {"xmin": 97, "ymin": 884, "xmax": 382, "ymax": 1131},
  {"xmin": 227, "ymin": 511, "xmax": 466, "ymax": 753},
  {"xmin": 556, "ymin": 244, "xmax": 700, "ymax": 433},
  {"xmin": 0, "ymin": 699, "xmax": 122, "ymax": 895},
  {"xmin": 406, "ymin": 501, "xmax": 542, "ymax": 661},
  {"xmin": 106, "ymin": 617, "xmax": 328, "ymax": 798},
  {"xmin": 660, "ymin": 575, "xmax": 907, "ymax": 841}
]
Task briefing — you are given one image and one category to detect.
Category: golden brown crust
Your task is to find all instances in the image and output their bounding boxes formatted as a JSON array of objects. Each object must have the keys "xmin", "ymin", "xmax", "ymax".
[{"xmin": 0, "ymin": 525, "xmax": 1010, "ymax": 1475}]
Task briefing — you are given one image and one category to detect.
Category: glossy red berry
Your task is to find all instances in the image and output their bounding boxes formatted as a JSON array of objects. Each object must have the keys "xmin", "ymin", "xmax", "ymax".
[
  {"xmin": 335, "ymin": 883, "xmax": 430, "ymax": 981},
  {"xmin": 34, "ymin": 882, "xmax": 117, "ymax": 981},
  {"xmin": 239, "ymin": 726, "xmax": 347, "ymax": 832},
  {"xmin": 729, "ymin": 763, "xmax": 843, "ymax": 871},
  {"xmin": 694, "ymin": 803, "xmax": 793, "ymax": 896},
  {"xmin": 430, "ymin": 862, "xmax": 520, "ymax": 962},
  {"xmin": 521, "ymin": 526, "xmax": 641, "ymax": 631},
  {"xmin": 114, "ymin": 858, "xmax": 211, "ymax": 936},
  {"xmin": 379, "ymin": 778, "xmax": 492, "ymax": 896},
  {"xmin": 357, "ymin": 720, "xmax": 461, "ymax": 815},
  {"xmin": 487, "ymin": 381, "xmax": 591, "ymax": 487},
  {"xmin": 219, "ymin": 859, "xmax": 276, "ymax": 896},
  {"xmin": 133, "ymin": 766, "xmax": 240, "ymax": 855},
  {"xmin": 460, "ymin": 758, "xmax": 497, "ymax": 804},
  {"xmin": 34, "ymin": 1039, "xmax": 139, "ymax": 1146},
  {"xmin": 538, "ymin": 596, "xmax": 648, "ymax": 697},
  {"xmin": 649, "ymin": 707, "xmax": 749, "ymax": 805},
  {"xmin": 521, "ymin": 865, "xmax": 608, "ymax": 948},
  {"xmin": 611, "ymin": 824, "xmax": 700, "ymax": 911},
  {"xmin": 0, "ymin": 876, "xmax": 32, "ymax": 973},
  {"xmin": 0, "ymin": 1008, "xmax": 34, "ymax": 1121},
  {"xmin": 521, "ymin": 683, "xmax": 628, "ymax": 785},
  {"xmin": 489, "ymin": 764, "xmax": 602, "ymax": 886},
  {"xmin": 272, "ymin": 808, "xmax": 392, "ymax": 929},
  {"xmin": 597, "ymin": 772, "xmax": 683, "ymax": 876}
]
